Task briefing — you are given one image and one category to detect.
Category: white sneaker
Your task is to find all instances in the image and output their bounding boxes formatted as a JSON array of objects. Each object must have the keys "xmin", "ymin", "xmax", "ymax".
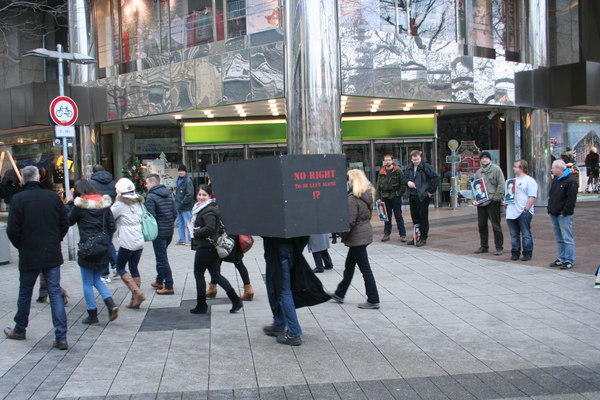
[{"xmin": 101, "ymin": 276, "xmax": 111, "ymax": 284}]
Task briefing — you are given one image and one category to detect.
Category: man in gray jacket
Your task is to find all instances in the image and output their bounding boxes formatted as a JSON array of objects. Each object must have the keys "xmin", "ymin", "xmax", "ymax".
[
  {"xmin": 174, "ymin": 164, "xmax": 195, "ymax": 245},
  {"xmin": 473, "ymin": 151, "xmax": 506, "ymax": 255}
]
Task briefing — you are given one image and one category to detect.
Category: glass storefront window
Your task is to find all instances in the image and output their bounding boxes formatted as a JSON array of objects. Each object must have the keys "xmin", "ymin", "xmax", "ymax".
[
  {"xmin": 227, "ymin": 0, "xmax": 247, "ymax": 38},
  {"xmin": 120, "ymin": 0, "xmax": 162, "ymax": 62},
  {"xmin": 185, "ymin": 147, "xmax": 244, "ymax": 187},
  {"xmin": 246, "ymin": 0, "xmax": 279, "ymax": 34},
  {"xmin": 95, "ymin": 0, "xmax": 115, "ymax": 69},
  {"xmin": 343, "ymin": 142, "xmax": 372, "ymax": 181},
  {"xmin": 548, "ymin": 0, "xmax": 579, "ymax": 66}
]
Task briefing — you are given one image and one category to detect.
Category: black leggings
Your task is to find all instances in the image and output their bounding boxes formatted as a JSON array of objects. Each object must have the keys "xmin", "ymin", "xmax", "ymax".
[
  {"xmin": 194, "ymin": 247, "xmax": 233, "ymax": 297},
  {"xmin": 211, "ymin": 260, "xmax": 251, "ymax": 286}
]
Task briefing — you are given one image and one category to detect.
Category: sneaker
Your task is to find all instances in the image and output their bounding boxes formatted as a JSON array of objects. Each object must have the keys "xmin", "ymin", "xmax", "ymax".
[
  {"xmin": 521, "ymin": 255, "xmax": 532, "ymax": 262},
  {"xmin": 312, "ymin": 268, "xmax": 324, "ymax": 273},
  {"xmin": 416, "ymin": 239, "xmax": 427, "ymax": 247},
  {"xmin": 494, "ymin": 249, "xmax": 503, "ymax": 256},
  {"xmin": 510, "ymin": 253, "xmax": 520, "ymax": 261},
  {"xmin": 100, "ymin": 275, "xmax": 111, "ymax": 284},
  {"xmin": 156, "ymin": 288, "xmax": 174, "ymax": 295},
  {"xmin": 328, "ymin": 292, "xmax": 344, "ymax": 303},
  {"xmin": 560, "ymin": 262, "xmax": 574, "ymax": 270},
  {"xmin": 549, "ymin": 259, "xmax": 562, "ymax": 268},
  {"xmin": 400, "ymin": 236, "xmax": 407, "ymax": 242},
  {"xmin": 594, "ymin": 281, "xmax": 600, "ymax": 289},
  {"xmin": 263, "ymin": 324, "xmax": 285, "ymax": 337},
  {"xmin": 381, "ymin": 233, "xmax": 391, "ymax": 242},
  {"xmin": 407, "ymin": 240, "xmax": 415, "ymax": 245},
  {"xmin": 276, "ymin": 332, "xmax": 302, "ymax": 346},
  {"xmin": 474, "ymin": 247, "xmax": 489, "ymax": 254},
  {"xmin": 358, "ymin": 302, "xmax": 380, "ymax": 309}
]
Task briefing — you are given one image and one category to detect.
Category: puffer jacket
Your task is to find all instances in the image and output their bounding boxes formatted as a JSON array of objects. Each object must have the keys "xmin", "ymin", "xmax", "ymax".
[
  {"xmin": 90, "ymin": 170, "xmax": 117, "ymax": 199},
  {"xmin": 341, "ymin": 190, "xmax": 374, "ymax": 247},
  {"xmin": 67, "ymin": 194, "xmax": 116, "ymax": 270},
  {"xmin": 145, "ymin": 184, "xmax": 176, "ymax": 239},
  {"xmin": 111, "ymin": 194, "xmax": 144, "ymax": 251},
  {"xmin": 191, "ymin": 203, "xmax": 220, "ymax": 251}
]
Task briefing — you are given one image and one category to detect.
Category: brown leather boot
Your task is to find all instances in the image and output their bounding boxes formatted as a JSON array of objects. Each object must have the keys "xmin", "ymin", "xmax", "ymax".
[
  {"xmin": 240, "ymin": 284, "xmax": 254, "ymax": 301},
  {"xmin": 206, "ymin": 283, "xmax": 218, "ymax": 298},
  {"xmin": 122, "ymin": 273, "xmax": 146, "ymax": 309}
]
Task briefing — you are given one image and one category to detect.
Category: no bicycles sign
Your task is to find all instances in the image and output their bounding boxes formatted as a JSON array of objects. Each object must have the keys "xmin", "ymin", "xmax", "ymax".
[{"xmin": 49, "ymin": 96, "xmax": 78, "ymax": 126}]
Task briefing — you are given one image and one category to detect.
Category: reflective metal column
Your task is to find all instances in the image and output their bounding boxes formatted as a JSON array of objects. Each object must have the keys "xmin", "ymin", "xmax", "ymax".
[
  {"xmin": 284, "ymin": 0, "xmax": 342, "ymax": 155},
  {"xmin": 521, "ymin": 0, "xmax": 550, "ymax": 206},
  {"xmin": 69, "ymin": 0, "xmax": 99, "ymax": 178}
]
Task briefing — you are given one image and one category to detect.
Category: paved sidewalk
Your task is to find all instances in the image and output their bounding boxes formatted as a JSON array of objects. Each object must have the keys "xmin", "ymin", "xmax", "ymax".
[{"xmin": 1, "ymin": 221, "xmax": 600, "ymax": 399}]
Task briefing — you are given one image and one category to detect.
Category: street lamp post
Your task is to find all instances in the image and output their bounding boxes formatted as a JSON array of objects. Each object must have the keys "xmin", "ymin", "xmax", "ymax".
[{"xmin": 23, "ymin": 44, "xmax": 95, "ymax": 260}]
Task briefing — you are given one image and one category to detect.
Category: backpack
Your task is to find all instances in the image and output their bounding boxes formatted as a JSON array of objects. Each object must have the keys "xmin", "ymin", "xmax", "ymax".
[{"xmin": 141, "ymin": 205, "xmax": 159, "ymax": 241}]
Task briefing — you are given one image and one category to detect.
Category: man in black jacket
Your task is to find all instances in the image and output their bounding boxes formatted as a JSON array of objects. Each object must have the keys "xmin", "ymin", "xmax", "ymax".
[
  {"xmin": 402, "ymin": 150, "xmax": 439, "ymax": 247},
  {"xmin": 5, "ymin": 166, "xmax": 69, "ymax": 350},
  {"xmin": 145, "ymin": 174, "xmax": 176, "ymax": 294},
  {"xmin": 548, "ymin": 159, "xmax": 579, "ymax": 270}
]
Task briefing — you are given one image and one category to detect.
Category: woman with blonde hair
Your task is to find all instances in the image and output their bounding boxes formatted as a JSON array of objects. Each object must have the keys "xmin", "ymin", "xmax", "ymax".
[{"xmin": 329, "ymin": 169, "xmax": 381, "ymax": 309}]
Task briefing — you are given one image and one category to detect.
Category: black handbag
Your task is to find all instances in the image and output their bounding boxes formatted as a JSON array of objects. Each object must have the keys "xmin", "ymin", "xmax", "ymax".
[{"xmin": 78, "ymin": 209, "xmax": 110, "ymax": 261}]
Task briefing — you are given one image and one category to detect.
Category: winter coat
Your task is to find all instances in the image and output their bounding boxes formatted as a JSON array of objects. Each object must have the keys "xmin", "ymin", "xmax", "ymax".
[
  {"xmin": 90, "ymin": 171, "xmax": 117, "ymax": 200},
  {"xmin": 547, "ymin": 170, "xmax": 579, "ymax": 216},
  {"xmin": 585, "ymin": 152, "xmax": 600, "ymax": 172},
  {"xmin": 191, "ymin": 203, "xmax": 220, "ymax": 251},
  {"xmin": 263, "ymin": 236, "xmax": 330, "ymax": 317},
  {"xmin": 473, "ymin": 163, "xmax": 506, "ymax": 206},
  {"xmin": 341, "ymin": 190, "xmax": 374, "ymax": 247},
  {"xmin": 67, "ymin": 194, "xmax": 116, "ymax": 270},
  {"xmin": 145, "ymin": 184, "xmax": 176, "ymax": 239},
  {"xmin": 174, "ymin": 174, "xmax": 195, "ymax": 211},
  {"xmin": 308, "ymin": 234, "xmax": 330, "ymax": 253},
  {"xmin": 111, "ymin": 194, "xmax": 145, "ymax": 251},
  {"xmin": 376, "ymin": 164, "xmax": 405, "ymax": 199},
  {"xmin": 402, "ymin": 161, "xmax": 439, "ymax": 201},
  {"xmin": 7, "ymin": 182, "xmax": 69, "ymax": 272}
]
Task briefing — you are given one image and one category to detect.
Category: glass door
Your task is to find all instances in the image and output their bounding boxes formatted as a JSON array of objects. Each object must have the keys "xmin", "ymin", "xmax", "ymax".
[
  {"xmin": 185, "ymin": 146, "xmax": 244, "ymax": 187},
  {"xmin": 343, "ymin": 141, "xmax": 372, "ymax": 181}
]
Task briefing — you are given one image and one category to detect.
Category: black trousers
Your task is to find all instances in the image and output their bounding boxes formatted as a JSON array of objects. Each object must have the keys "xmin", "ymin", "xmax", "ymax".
[
  {"xmin": 335, "ymin": 245, "xmax": 379, "ymax": 304},
  {"xmin": 194, "ymin": 247, "xmax": 233, "ymax": 298},
  {"xmin": 408, "ymin": 196, "xmax": 430, "ymax": 240},
  {"xmin": 477, "ymin": 200, "xmax": 504, "ymax": 250}
]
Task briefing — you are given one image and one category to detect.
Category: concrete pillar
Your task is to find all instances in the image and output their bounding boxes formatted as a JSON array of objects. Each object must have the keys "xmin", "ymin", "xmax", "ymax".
[
  {"xmin": 284, "ymin": 0, "xmax": 342, "ymax": 155},
  {"xmin": 69, "ymin": 0, "xmax": 99, "ymax": 179}
]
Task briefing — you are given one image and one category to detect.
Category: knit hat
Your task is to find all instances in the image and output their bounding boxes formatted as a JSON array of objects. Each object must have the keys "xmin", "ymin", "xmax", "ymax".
[
  {"xmin": 178, "ymin": 164, "xmax": 187, "ymax": 172},
  {"xmin": 115, "ymin": 178, "xmax": 135, "ymax": 195},
  {"xmin": 479, "ymin": 151, "xmax": 492, "ymax": 160}
]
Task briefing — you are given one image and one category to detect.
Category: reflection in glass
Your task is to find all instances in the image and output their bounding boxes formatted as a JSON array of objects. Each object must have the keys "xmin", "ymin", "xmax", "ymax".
[
  {"xmin": 227, "ymin": 0, "xmax": 247, "ymax": 38},
  {"xmin": 95, "ymin": 0, "xmax": 114, "ymax": 69}
]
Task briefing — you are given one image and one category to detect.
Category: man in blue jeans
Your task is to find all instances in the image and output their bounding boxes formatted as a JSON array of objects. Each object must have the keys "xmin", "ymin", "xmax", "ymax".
[
  {"xmin": 174, "ymin": 164, "xmax": 195, "ymax": 245},
  {"xmin": 145, "ymin": 174, "xmax": 176, "ymax": 294},
  {"xmin": 547, "ymin": 159, "xmax": 579, "ymax": 270},
  {"xmin": 505, "ymin": 160, "xmax": 538, "ymax": 262},
  {"xmin": 376, "ymin": 154, "xmax": 407, "ymax": 242},
  {"xmin": 5, "ymin": 166, "xmax": 69, "ymax": 350}
]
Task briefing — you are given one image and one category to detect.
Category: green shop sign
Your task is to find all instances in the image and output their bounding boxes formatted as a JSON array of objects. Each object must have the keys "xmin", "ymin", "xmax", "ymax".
[{"xmin": 184, "ymin": 115, "xmax": 435, "ymax": 145}]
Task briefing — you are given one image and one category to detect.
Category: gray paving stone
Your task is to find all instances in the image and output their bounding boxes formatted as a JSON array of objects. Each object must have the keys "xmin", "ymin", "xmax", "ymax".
[
  {"xmin": 207, "ymin": 389, "xmax": 234, "ymax": 400},
  {"xmin": 181, "ymin": 391, "xmax": 208, "ymax": 400},
  {"xmin": 451, "ymin": 373, "xmax": 501, "ymax": 399},
  {"xmin": 380, "ymin": 379, "xmax": 423, "ymax": 400},
  {"xmin": 476, "ymin": 371, "xmax": 526, "ymax": 398},
  {"xmin": 104, "ymin": 395, "xmax": 133, "ymax": 400},
  {"xmin": 331, "ymin": 382, "xmax": 367, "ymax": 400},
  {"xmin": 308, "ymin": 383, "xmax": 340, "ymax": 400},
  {"xmin": 3, "ymin": 391, "xmax": 36, "ymax": 400},
  {"xmin": 545, "ymin": 367, "xmax": 600, "ymax": 393},
  {"xmin": 283, "ymin": 385, "xmax": 313, "ymax": 400},
  {"xmin": 497, "ymin": 369, "xmax": 552, "ymax": 396},
  {"xmin": 405, "ymin": 377, "xmax": 449, "ymax": 400},
  {"xmin": 428, "ymin": 375, "xmax": 477, "ymax": 400},
  {"xmin": 131, "ymin": 393, "xmax": 158, "ymax": 400},
  {"xmin": 232, "ymin": 388, "xmax": 259, "ymax": 399},
  {"xmin": 156, "ymin": 392, "xmax": 183, "ymax": 400},
  {"xmin": 520, "ymin": 367, "xmax": 576, "ymax": 395},
  {"xmin": 356, "ymin": 380, "xmax": 393, "ymax": 400},
  {"xmin": 257, "ymin": 386, "xmax": 286, "ymax": 400}
]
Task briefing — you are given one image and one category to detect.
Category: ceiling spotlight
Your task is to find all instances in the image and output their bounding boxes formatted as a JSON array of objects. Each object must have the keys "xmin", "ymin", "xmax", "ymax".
[
  {"xmin": 341, "ymin": 96, "xmax": 348, "ymax": 101},
  {"xmin": 268, "ymin": 99, "xmax": 277, "ymax": 104},
  {"xmin": 269, "ymin": 103, "xmax": 278, "ymax": 109},
  {"xmin": 341, "ymin": 100, "xmax": 347, "ymax": 106},
  {"xmin": 403, "ymin": 107, "xmax": 410, "ymax": 111},
  {"xmin": 373, "ymin": 99, "xmax": 382, "ymax": 105},
  {"xmin": 174, "ymin": 114, "xmax": 182, "ymax": 120},
  {"xmin": 235, "ymin": 105, "xmax": 244, "ymax": 110},
  {"xmin": 370, "ymin": 108, "xmax": 378, "ymax": 113},
  {"xmin": 203, "ymin": 110, "xmax": 212, "ymax": 115},
  {"xmin": 499, "ymin": 115, "xmax": 505, "ymax": 121},
  {"xmin": 272, "ymin": 112, "xmax": 280, "ymax": 116},
  {"xmin": 239, "ymin": 113, "xmax": 247, "ymax": 117},
  {"xmin": 207, "ymin": 114, "xmax": 215, "ymax": 118},
  {"xmin": 436, "ymin": 105, "xmax": 444, "ymax": 110},
  {"xmin": 371, "ymin": 103, "xmax": 379, "ymax": 109}
]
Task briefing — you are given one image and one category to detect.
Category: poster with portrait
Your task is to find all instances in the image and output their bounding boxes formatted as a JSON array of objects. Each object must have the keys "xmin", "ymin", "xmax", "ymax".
[
  {"xmin": 505, "ymin": 178, "xmax": 516, "ymax": 204},
  {"xmin": 247, "ymin": 0, "xmax": 279, "ymax": 34},
  {"xmin": 471, "ymin": 178, "xmax": 489, "ymax": 202},
  {"xmin": 375, "ymin": 200, "xmax": 388, "ymax": 222}
]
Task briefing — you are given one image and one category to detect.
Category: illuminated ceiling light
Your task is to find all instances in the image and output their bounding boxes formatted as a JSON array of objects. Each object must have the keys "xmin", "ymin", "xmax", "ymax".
[
  {"xmin": 373, "ymin": 99, "xmax": 382, "ymax": 105},
  {"xmin": 272, "ymin": 112, "xmax": 280, "ymax": 116},
  {"xmin": 370, "ymin": 108, "xmax": 378, "ymax": 113},
  {"xmin": 499, "ymin": 115, "xmax": 505, "ymax": 121},
  {"xmin": 240, "ymin": 113, "xmax": 247, "ymax": 117},
  {"xmin": 174, "ymin": 114, "xmax": 182, "ymax": 120},
  {"xmin": 371, "ymin": 103, "xmax": 379, "ymax": 108},
  {"xmin": 235, "ymin": 105, "xmax": 244, "ymax": 110},
  {"xmin": 268, "ymin": 99, "xmax": 277, "ymax": 104},
  {"xmin": 203, "ymin": 110, "xmax": 212, "ymax": 115},
  {"xmin": 269, "ymin": 103, "xmax": 278, "ymax": 110},
  {"xmin": 406, "ymin": 103, "xmax": 414, "ymax": 107},
  {"xmin": 436, "ymin": 105, "xmax": 444, "ymax": 110},
  {"xmin": 207, "ymin": 114, "xmax": 215, "ymax": 118},
  {"xmin": 403, "ymin": 107, "xmax": 410, "ymax": 111},
  {"xmin": 341, "ymin": 101, "xmax": 347, "ymax": 106},
  {"xmin": 341, "ymin": 95, "xmax": 348, "ymax": 101}
]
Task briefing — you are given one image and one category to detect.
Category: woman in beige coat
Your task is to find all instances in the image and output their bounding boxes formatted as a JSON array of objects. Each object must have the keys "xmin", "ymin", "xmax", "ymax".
[
  {"xmin": 111, "ymin": 178, "xmax": 146, "ymax": 308},
  {"xmin": 329, "ymin": 169, "xmax": 381, "ymax": 309}
]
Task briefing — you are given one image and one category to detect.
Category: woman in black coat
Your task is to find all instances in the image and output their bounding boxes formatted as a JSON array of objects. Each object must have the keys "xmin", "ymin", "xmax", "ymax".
[
  {"xmin": 67, "ymin": 180, "xmax": 119, "ymax": 324},
  {"xmin": 189, "ymin": 184, "xmax": 243, "ymax": 314}
]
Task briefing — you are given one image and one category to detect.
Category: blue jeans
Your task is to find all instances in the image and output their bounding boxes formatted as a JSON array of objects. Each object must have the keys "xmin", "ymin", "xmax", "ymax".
[
  {"xmin": 116, "ymin": 248, "xmax": 143, "ymax": 278},
  {"xmin": 550, "ymin": 214, "xmax": 575, "ymax": 263},
  {"xmin": 382, "ymin": 196, "xmax": 406, "ymax": 236},
  {"xmin": 102, "ymin": 242, "xmax": 118, "ymax": 276},
  {"xmin": 506, "ymin": 212, "xmax": 534, "ymax": 256},
  {"xmin": 80, "ymin": 267, "xmax": 112, "ymax": 311},
  {"xmin": 335, "ymin": 245, "xmax": 380, "ymax": 304},
  {"xmin": 273, "ymin": 243, "xmax": 302, "ymax": 337},
  {"xmin": 176, "ymin": 210, "xmax": 192, "ymax": 243},
  {"xmin": 153, "ymin": 236, "xmax": 173, "ymax": 289},
  {"xmin": 14, "ymin": 266, "xmax": 67, "ymax": 342}
]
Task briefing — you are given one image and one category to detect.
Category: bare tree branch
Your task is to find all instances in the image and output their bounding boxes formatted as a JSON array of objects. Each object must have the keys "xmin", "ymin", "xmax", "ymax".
[{"xmin": 0, "ymin": 0, "xmax": 67, "ymax": 43}]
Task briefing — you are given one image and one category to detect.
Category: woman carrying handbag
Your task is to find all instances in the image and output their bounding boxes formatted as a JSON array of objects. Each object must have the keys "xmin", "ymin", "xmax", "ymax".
[
  {"xmin": 189, "ymin": 184, "xmax": 243, "ymax": 314},
  {"xmin": 67, "ymin": 180, "xmax": 119, "ymax": 324}
]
